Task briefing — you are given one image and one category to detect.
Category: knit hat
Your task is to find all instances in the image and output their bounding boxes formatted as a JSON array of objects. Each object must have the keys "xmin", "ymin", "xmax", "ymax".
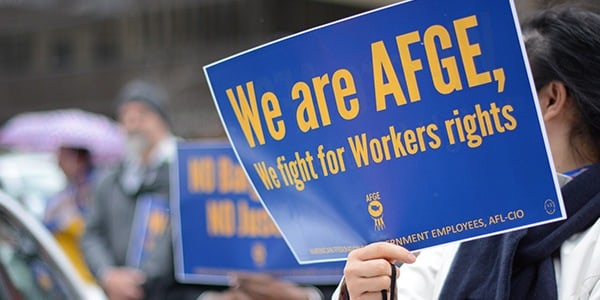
[{"xmin": 115, "ymin": 79, "xmax": 171, "ymax": 127}]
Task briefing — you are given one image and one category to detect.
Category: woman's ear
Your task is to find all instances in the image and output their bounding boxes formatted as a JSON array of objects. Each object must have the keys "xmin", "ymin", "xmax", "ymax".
[{"xmin": 538, "ymin": 81, "xmax": 570, "ymax": 122}]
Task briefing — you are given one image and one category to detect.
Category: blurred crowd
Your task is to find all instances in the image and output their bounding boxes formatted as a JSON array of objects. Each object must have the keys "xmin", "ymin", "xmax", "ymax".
[{"xmin": 0, "ymin": 79, "xmax": 337, "ymax": 300}]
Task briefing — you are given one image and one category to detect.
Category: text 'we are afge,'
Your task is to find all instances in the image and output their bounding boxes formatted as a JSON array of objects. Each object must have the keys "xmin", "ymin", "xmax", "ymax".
[{"xmin": 222, "ymin": 14, "xmax": 519, "ymax": 192}]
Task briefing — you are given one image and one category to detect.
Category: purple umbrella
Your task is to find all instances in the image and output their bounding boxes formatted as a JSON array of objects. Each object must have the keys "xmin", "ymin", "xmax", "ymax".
[{"xmin": 0, "ymin": 109, "xmax": 126, "ymax": 165}]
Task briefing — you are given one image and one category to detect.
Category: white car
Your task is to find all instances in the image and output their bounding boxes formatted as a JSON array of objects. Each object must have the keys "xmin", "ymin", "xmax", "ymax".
[
  {"xmin": 0, "ymin": 190, "xmax": 106, "ymax": 299},
  {"xmin": 0, "ymin": 151, "xmax": 66, "ymax": 219}
]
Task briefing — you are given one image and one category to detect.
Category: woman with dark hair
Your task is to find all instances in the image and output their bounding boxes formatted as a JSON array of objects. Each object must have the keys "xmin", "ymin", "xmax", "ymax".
[
  {"xmin": 335, "ymin": 6, "xmax": 600, "ymax": 300},
  {"xmin": 44, "ymin": 146, "xmax": 96, "ymax": 283}
]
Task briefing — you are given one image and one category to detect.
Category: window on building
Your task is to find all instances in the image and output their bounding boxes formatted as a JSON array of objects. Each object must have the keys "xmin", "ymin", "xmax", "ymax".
[
  {"xmin": 50, "ymin": 39, "xmax": 73, "ymax": 71},
  {"xmin": 0, "ymin": 34, "xmax": 32, "ymax": 74}
]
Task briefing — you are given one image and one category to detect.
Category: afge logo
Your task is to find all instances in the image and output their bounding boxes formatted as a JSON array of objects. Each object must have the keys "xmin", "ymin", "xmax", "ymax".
[
  {"xmin": 366, "ymin": 192, "xmax": 385, "ymax": 230},
  {"xmin": 251, "ymin": 242, "xmax": 267, "ymax": 267}
]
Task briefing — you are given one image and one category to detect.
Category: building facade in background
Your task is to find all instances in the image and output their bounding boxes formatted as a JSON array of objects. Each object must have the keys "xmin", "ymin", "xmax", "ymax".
[
  {"xmin": 0, "ymin": 0, "xmax": 366, "ymax": 138},
  {"xmin": 0, "ymin": 0, "xmax": 596, "ymax": 138}
]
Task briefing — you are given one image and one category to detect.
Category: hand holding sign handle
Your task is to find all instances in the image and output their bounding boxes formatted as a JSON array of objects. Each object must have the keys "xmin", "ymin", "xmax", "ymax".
[{"xmin": 342, "ymin": 242, "xmax": 416, "ymax": 300}]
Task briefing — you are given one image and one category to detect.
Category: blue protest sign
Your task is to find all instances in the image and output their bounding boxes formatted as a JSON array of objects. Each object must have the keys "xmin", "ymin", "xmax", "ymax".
[
  {"xmin": 204, "ymin": 0, "xmax": 565, "ymax": 263},
  {"xmin": 171, "ymin": 141, "xmax": 344, "ymax": 284},
  {"xmin": 127, "ymin": 194, "xmax": 170, "ymax": 268}
]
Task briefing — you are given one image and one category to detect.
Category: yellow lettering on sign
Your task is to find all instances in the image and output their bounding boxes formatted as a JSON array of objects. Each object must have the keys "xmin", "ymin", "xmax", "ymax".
[
  {"xmin": 370, "ymin": 14, "xmax": 503, "ymax": 111},
  {"xmin": 237, "ymin": 200, "xmax": 281, "ymax": 238},
  {"xmin": 371, "ymin": 41, "xmax": 408, "ymax": 111},
  {"xmin": 218, "ymin": 155, "xmax": 251, "ymax": 195},
  {"xmin": 205, "ymin": 199, "xmax": 235, "ymax": 237},
  {"xmin": 423, "ymin": 25, "xmax": 463, "ymax": 94},
  {"xmin": 187, "ymin": 157, "xmax": 215, "ymax": 193},
  {"xmin": 226, "ymin": 81, "xmax": 285, "ymax": 148},
  {"xmin": 453, "ymin": 15, "xmax": 491, "ymax": 88},
  {"xmin": 292, "ymin": 69, "xmax": 360, "ymax": 133}
]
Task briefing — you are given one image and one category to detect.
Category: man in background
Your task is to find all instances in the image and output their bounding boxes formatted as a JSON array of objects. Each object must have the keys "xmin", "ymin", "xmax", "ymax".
[
  {"xmin": 81, "ymin": 79, "xmax": 193, "ymax": 300},
  {"xmin": 82, "ymin": 79, "xmax": 336, "ymax": 300}
]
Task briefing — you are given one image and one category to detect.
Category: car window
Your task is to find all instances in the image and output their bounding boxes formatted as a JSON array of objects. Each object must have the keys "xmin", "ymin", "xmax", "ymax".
[
  {"xmin": 0, "ymin": 210, "xmax": 78, "ymax": 300},
  {"xmin": 0, "ymin": 152, "xmax": 67, "ymax": 219},
  {"xmin": 0, "ymin": 263, "xmax": 22, "ymax": 300}
]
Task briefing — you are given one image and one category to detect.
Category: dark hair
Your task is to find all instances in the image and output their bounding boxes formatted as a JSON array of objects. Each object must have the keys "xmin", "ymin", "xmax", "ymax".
[
  {"xmin": 62, "ymin": 146, "xmax": 93, "ymax": 170},
  {"xmin": 522, "ymin": 6, "xmax": 600, "ymax": 162}
]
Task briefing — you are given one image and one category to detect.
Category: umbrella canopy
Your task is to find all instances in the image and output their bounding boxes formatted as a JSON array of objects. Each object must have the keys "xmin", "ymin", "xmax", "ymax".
[{"xmin": 0, "ymin": 109, "xmax": 126, "ymax": 165}]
